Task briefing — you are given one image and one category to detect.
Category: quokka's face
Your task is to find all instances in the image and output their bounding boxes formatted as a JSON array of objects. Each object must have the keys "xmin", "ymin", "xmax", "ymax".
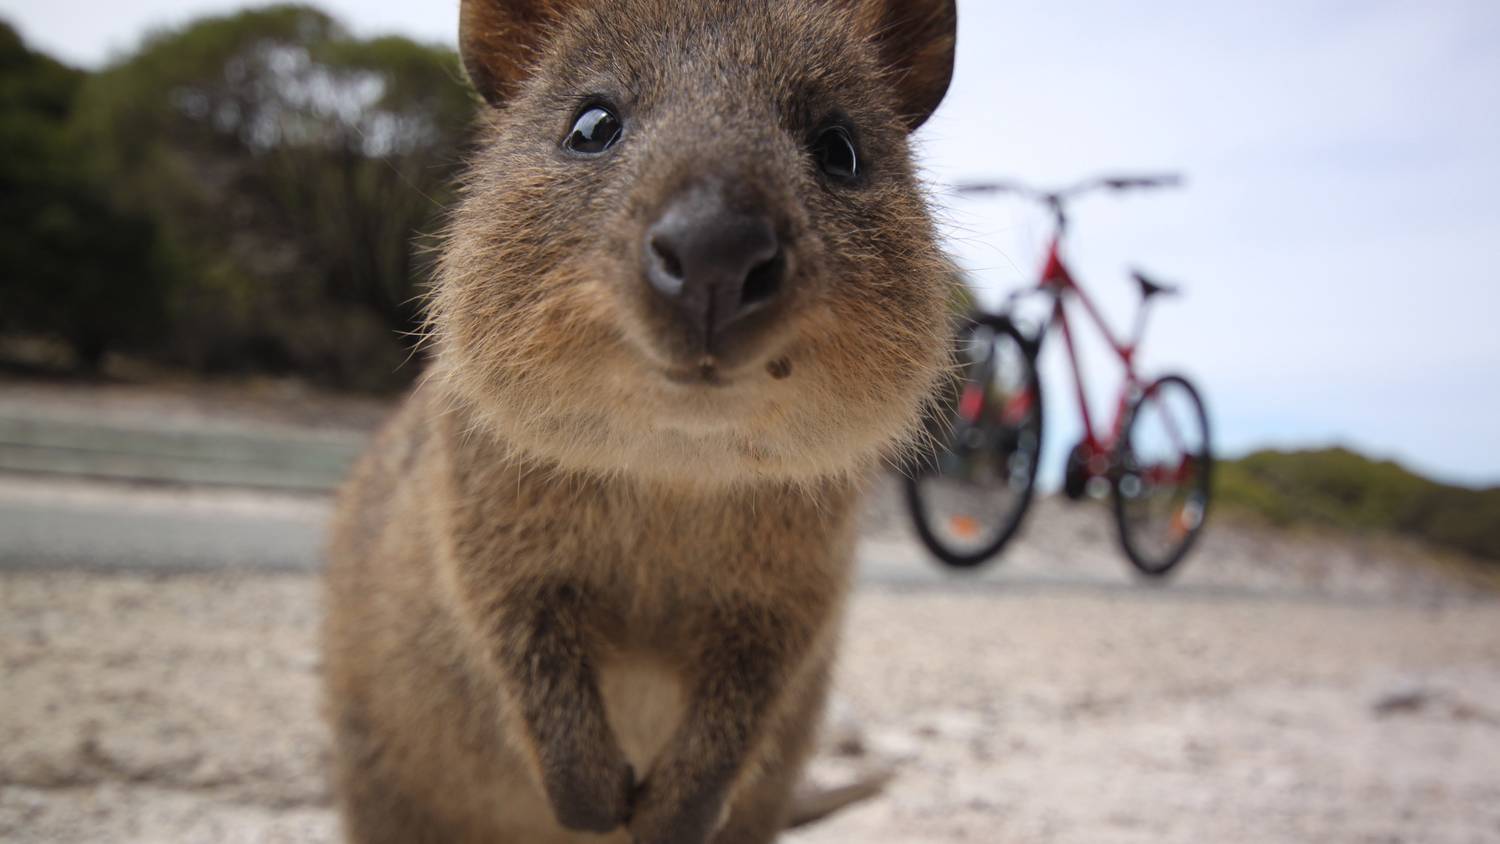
[{"xmin": 435, "ymin": 0, "xmax": 957, "ymax": 485}]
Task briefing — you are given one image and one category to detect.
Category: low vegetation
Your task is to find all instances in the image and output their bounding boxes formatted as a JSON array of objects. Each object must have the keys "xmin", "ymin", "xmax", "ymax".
[{"xmin": 1216, "ymin": 447, "xmax": 1500, "ymax": 564}]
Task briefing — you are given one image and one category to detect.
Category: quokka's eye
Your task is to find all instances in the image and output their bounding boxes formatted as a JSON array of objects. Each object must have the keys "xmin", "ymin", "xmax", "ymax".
[
  {"xmin": 812, "ymin": 125, "xmax": 859, "ymax": 183},
  {"xmin": 564, "ymin": 105, "xmax": 623, "ymax": 155}
]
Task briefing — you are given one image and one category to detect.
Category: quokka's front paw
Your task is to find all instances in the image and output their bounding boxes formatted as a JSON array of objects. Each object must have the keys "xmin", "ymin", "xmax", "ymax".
[
  {"xmin": 627, "ymin": 776, "xmax": 726, "ymax": 844},
  {"xmin": 543, "ymin": 751, "xmax": 636, "ymax": 833}
]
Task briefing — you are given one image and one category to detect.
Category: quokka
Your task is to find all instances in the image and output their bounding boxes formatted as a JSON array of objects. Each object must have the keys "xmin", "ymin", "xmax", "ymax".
[{"xmin": 323, "ymin": 1, "xmax": 959, "ymax": 841}]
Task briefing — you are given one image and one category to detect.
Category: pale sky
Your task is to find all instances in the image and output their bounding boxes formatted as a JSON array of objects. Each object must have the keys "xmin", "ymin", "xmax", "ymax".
[{"xmin": 5, "ymin": 0, "xmax": 1499, "ymax": 485}]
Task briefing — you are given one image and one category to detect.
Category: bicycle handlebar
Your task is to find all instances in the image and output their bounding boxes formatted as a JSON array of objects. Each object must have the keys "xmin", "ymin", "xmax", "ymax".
[
  {"xmin": 954, "ymin": 173, "xmax": 1183, "ymax": 202},
  {"xmin": 953, "ymin": 173, "xmax": 1182, "ymax": 230}
]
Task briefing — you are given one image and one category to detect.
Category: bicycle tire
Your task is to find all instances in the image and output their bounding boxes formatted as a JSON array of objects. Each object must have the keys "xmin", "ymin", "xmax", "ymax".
[
  {"xmin": 904, "ymin": 317, "xmax": 1043, "ymax": 568},
  {"xmin": 1111, "ymin": 374, "xmax": 1212, "ymax": 577}
]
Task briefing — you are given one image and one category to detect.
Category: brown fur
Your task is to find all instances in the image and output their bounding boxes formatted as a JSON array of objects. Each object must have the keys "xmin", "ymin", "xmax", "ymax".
[{"xmin": 323, "ymin": 1, "xmax": 957, "ymax": 842}]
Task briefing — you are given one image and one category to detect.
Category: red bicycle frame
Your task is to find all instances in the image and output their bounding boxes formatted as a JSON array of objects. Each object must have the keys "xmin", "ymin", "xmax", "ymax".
[
  {"xmin": 1034, "ymin": 235, "xmax": 1193, "ymax": 483},
  {"xmin": 1039, "ymin": 236, "xmax": 1140, "ymax": 466}
]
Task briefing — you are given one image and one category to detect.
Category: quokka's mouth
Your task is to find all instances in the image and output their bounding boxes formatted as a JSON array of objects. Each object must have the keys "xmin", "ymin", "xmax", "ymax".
[
  {"xmin": 661, "ymin": 363, "xmax": 731, "ymax": 387},
  {"xmin": 659, "ymin": 351, "xmax": 795, "ymax": 388},
  {"xmin": 658, "ymin": 353, "xmax": 735, "ymax": 387}
]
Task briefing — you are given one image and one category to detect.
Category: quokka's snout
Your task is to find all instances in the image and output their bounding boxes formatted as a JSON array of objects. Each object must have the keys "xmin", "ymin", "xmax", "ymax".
[
  {"xmin": 555, "ymin": 89, "xmax": 822, "ymax": 381},
  {"xmin": 642, "ymin": 178, "xmax": 790, "ymax": 372},
  {"xmin": 605, "ymin": 100, "xmax": 879, "ymax": 380}
]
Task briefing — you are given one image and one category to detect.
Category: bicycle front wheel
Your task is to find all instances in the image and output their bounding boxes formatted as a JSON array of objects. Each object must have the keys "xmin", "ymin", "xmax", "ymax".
[
  {"xmin": 905, "ymin": 318, "xmax": 1043, "ymax": 568},
  {"xmin": 1112, "ymin": 374, "xmax": 1212, "ymax": 577}
]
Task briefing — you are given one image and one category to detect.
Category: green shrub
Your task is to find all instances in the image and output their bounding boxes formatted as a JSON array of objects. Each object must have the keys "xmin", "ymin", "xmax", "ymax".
[{"xmin": 1216, "ymin": 447, "xmax": 1500, "ymax": 564}]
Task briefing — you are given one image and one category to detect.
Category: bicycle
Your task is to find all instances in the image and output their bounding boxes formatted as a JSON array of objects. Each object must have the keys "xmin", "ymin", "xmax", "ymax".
[{"xmin": 905, "ymin": 175, "xmax": 1212, "ymax": 577}]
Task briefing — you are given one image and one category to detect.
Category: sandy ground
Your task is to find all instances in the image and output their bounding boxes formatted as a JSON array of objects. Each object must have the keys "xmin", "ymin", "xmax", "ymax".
[
  {"xmin": 3, "ymin": 379, "xmax": 1499, "ymax": 842},
  {"xmin": 4, "ymin": 537, "xmax": 1499, "ymax": 843}
]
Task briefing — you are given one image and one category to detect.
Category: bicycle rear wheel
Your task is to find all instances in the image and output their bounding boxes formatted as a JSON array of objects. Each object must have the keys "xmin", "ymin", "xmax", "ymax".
[
  {"xmin": 1112, "ymin": 374, "xmax": 1212, "ymax": 577},
  {"xmin": 905, "ymin": 318, "xmax": 1043, "ymax": 568}
]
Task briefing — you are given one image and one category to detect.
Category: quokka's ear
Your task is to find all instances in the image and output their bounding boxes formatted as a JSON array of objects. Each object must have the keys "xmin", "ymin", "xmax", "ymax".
[
  {"xmin": 459, "ymin": 0, "xmax": 586, "ymax": 106},
  {"xmin": 849, "ymin": 0, "xmax": 958, "ymax": 132}
]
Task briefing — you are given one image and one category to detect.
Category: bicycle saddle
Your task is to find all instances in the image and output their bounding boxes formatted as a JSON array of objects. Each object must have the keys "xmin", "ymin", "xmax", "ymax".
[{"xmin": 1131, "ymin": 269, "xmax": 1180, "ymax": 299}]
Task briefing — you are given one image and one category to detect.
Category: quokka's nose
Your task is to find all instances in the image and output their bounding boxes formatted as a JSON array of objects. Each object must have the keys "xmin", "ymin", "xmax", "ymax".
[{"xmin": 643, "ymin": 185, "xmax": 786, "ymax": 348}]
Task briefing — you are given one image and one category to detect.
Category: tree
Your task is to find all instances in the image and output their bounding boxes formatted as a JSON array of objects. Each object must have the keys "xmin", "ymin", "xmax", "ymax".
[
  {"xmin": 0, "ymin": 21, "xmax": 171, "ymax": 370},
  {"xmin": 69, "ymin": 5, "xmax": 478, "ymax": 388}
]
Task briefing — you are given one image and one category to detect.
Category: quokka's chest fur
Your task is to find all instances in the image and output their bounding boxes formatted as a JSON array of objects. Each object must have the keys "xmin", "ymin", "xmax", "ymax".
[
  {"xmin": 421, "ymin": 400, "xmax": 862, "ymax": 777},
  {"xmin": 431, "ymin": 398, "xmax": 863, "ymax": 635},
  {"xmin": 598, "ymin": 652, "xmax": 688, "ymax": 777}
]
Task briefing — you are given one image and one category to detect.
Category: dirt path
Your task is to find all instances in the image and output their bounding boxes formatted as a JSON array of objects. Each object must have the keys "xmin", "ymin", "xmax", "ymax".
[
  {"xmin": 3, "ymin": 380, "xmax": 1497, "ymax": 841},
  {"xmin": 3, "ymin": 566, "xmax": 1497, "ymax": 844}
]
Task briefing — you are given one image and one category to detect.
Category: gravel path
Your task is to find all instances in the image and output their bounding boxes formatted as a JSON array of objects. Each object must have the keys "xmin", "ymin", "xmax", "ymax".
[
  {"xmin": 3, "ymin": 380, "xmax": 1498, "ymax": 842},
  {"xmin": 3, "ymin": 555, "xmax": 1497, "ymax": 843}
]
